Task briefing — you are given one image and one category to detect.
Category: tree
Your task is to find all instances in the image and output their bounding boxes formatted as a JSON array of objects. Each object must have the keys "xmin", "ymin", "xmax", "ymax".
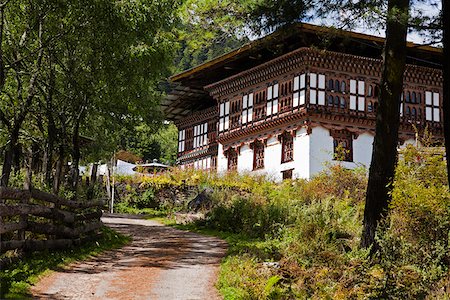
[
  {"xmin": 0, "ymin": 1, "xmax": 47, "ymax": 187},
  {"xmin": 361, "ymin": 0, "xmax": 411, "ymax": 249},
  {"xmin": 0, "ymin": 0, "xmax": 184, "ymax": 191},
  {"xmin": 442, "ymin": 1, "xmax": 450, "ymax": 186}
]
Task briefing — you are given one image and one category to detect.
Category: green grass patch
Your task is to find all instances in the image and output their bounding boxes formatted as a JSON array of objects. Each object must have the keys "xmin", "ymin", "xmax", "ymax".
[
  {"xmin": 114, "ymin": 202, "xmax": 169, "ymax": 218},
  {"xmin": 0, "ymin": 227, "xmax": 130, "ymax": 299}
]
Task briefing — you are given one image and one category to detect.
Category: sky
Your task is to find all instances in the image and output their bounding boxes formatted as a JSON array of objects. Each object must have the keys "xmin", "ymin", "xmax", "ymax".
[{"xmin": 311, "ymin": 1, "xmax": 442, "ymax": 45}]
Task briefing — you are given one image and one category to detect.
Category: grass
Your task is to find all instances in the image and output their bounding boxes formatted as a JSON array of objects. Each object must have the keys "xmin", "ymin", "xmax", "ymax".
[
  {"xmin": 164, "ymin": 218, "xmax": 284, "ymax": 299},
  {"xmin": 111, "ymin": 145, "xmax": 450, "ymax": 299},
  {"xmin": 0, "ymin": 226, "xmax": 130, "ymax": 299}
]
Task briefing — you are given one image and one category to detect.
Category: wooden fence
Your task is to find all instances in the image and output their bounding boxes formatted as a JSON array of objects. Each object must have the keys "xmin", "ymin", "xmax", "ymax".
[{"xmin": 0, "ymin": 187, "xmax": 105, "ymax": 254}]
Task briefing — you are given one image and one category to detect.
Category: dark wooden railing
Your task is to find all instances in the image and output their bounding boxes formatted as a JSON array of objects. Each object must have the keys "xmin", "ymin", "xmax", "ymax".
[{"xmin": 0, "ymin": 187, "xmax": 104, "ymax": 254}]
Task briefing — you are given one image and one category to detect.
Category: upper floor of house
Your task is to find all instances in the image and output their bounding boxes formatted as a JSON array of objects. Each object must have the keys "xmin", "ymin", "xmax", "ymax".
[
  {"xmin": 204, "ymin": 47, "xmax": 442, "ymax": 143},
  {"xmin": 165, "ymin": 23, "xmax": 443, "ymax": 153}
]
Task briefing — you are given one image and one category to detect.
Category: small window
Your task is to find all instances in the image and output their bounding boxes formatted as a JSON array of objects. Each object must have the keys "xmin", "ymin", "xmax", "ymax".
[
  {"xmin": 332, "ymin": 130, "xmax": 353, "ymax": 162},
  {"xmin": 425, "ymin": 91, "xmax": 440, "ymax": 122},
  {"xmin": 406, "ymin": 91, "xmax": 411, "ymax": 103},
  {"xmin": 340, "ymin": 97, "xmax": 346, "ymax": 109},
  {"xmin": 412, "ymin": 92, "xmax": 417, "ymax": 104},
  {"xmin": 328, "ymin": 95, "xmax": 334, "ymax": 106},
  {"xmin": 252, "ymin": 141, "xmax": 265, "ymax": 170},
  {"xmin": 178, "ymin": 129, "xmax": 186, "ymax": 153},
  {"xmin": 334, "ymin": 96, "xmax": 339, "ymax": 107},
  {"xmin": 281, "ymin": 132, "xmax": 294, "ymax": 163},
  {"xmin": 328, "ymin": 79, "xmax": 334, "ymax": 90},
  {"xmin": 335, "ymin": 80, "xmax": 340, "ymax": 92},
  {"xmin": 227, "ymin": 148, "xmax": 238, "ymax": 171},
  {"xmin": 282, "ymin": 169, "xmax": 293, "ymax": 180},
  {"xmin": 341, "ymin": 81, "xmax": 346, "ymax": 93},
  {"xmin": 310, "ymin": 73, "xmax": 326, "ymax": 105}
]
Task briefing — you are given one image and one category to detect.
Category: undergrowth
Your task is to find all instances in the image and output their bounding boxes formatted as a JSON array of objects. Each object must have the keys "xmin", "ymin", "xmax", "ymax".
[
  {"xmin": 116, "ymin": 144, "xmax": 450, "ymax": 299},
  {"xmin": 0, "ymin": 227, "xmax": 130, "ymax": 299}
]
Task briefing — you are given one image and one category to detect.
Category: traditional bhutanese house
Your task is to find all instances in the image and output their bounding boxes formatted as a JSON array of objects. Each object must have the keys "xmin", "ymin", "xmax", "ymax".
[{"xmin": 163, "ymin": 23, "xmax": 443, "ymax": 181}]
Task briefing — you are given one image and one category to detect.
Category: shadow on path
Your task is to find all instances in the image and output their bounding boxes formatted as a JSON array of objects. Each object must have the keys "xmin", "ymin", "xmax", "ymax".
[{"xmin": 31, "ymin": 215, "xmax": 227, "ymax": 300}]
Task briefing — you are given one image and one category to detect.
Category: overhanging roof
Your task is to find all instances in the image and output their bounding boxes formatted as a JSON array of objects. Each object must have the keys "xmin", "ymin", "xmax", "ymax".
[{"xmin": 164, "ymin": 22, "xmax": 442, "ymax": 121}]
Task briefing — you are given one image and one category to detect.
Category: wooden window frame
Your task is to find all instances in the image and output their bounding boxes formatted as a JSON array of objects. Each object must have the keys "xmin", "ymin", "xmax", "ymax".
[
  {"xmin": 227, "ymin": 148, "xmax": 238, "ymax": 171},
  {"xmin": 252, "ymin": 140, "xmax": 265, "ymax": 170},
  {"xmin": 331, "ymin": 130, "xmax": 353, "ymax": 162},
  {"xmin": 242, "ymin": 92, "xmax": 254, "ymax": 125},
  {"xmin": 425, "ymin": 91, "xmax": 440, "ymax": 122},
  {"xmin": 178, "ymin": 129, "xmax": 185, "ymax": 154},
  {"xmin": 266, "ymin": 82, "xmax": 279, "ymax": 117},
  {"xmin": 280, "ymin": 132, "xmax": 294, "ymax": 164},
  {"xmin": 193, "ymin": 122, "xmax": 208, "ymax": 149},
  {"xmin": 281, "ymin": 168, "xmax": 294, "ymax": 180},
  {"xmin": 349, "ymin": 79, "xmax": 365, "ymax": 112},
  {"xmin": 309, "ymin": 73, "xmax": 326, "ymax": 106},
  {"xmin": 219, "ymin": 101, "xmax": 230, "ymax": 132},
  {"xmin": 293, "ymin": 74, "xmax": 306, "ymax": 107}
]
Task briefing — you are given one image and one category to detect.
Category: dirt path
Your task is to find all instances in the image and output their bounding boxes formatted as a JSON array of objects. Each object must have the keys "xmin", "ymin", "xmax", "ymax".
[{"xmin": 31, "ymin": 215, "xmax": 227, "ymax": 300}]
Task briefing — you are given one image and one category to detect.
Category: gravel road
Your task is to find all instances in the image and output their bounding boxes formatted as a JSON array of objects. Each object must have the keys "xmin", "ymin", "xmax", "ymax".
[{"xmin": 31, "ymin": 215, "xmax": 227, "ymax": 300}]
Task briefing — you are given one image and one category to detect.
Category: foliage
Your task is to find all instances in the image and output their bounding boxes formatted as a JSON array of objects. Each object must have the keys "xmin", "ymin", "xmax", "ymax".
[
  {"xmin": 141, "ymin": 144, "xmax": 449, "ymax": 299},
  {"xmin": 117, "ymin": 122, "xmax": 178, "ymax": 165},
  {"xmin": 0, "ymin": 227, "xmax": 129, "ymax": 298},
  {"xmin": 0, "ymin": 0, "xmax": 184, "ymax": 189}
]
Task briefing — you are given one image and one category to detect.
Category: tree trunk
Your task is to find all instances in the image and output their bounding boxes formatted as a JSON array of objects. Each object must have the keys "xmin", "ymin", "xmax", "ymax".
[
  {"xmin": 1, "ymin": 126, "xmax": 20, "ymax": 187},
  {"xmin": 443, "ymin": 0, "xmax": 450, "ymax": 185},
  {"xmin": 361, "ymin": 0, "xmax": 410, "ymax": 249},
  {"xmin": 53, "ymin": 145, "xmax": 65, "ymax": 194},
  {"xmin": 90, "ymin": 163, "xmax": 98, "ymax": 186},
  {"xmin": 69, "ymin": 120, "xmax": 81, "ymax": 192},
  {"xmin": 43, "ymin": 58, "xmax": 56, "ymax": 186}
]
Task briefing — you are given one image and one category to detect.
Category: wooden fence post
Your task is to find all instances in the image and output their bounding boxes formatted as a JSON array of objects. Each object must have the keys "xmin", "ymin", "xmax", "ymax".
[{"xmin": 18, "ymin": 149, "xmax": 33, "ymax": 246}]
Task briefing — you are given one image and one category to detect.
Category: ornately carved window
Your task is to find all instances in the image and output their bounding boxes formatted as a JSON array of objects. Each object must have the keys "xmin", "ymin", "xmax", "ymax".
[
  {"xmin": 332, "ymin": 130, "xmax": 353, "ymax": 162},
  {"xmin": 266, "ymin": 83, "xmax": 279, "ymax": 116},
  {"xmin": 350, "ymin": 80, "xmax": 365, "ymax": 111},
  {"xmin": 227, "ymin": 148, "xmax": 238, "ymax": 171},
  {"xmin": 309, "ymin": 73, "xmax": 325, "ymax": 105},
  {"xmin": 281, "ymin": 132, "xmax": 294, "ymax": 163},
  {"xmin": 219, "ymin": 101, "xmax": 230, "ymax": 132},
  {"xmin": 193, "ymin": 123, "xmax": 208, "ymax": 149},
  {"xmin": 178, "ymin": 129, "xmax": 185, "ymax": 153},
  {"xmin": 242, "ymin": 93, "xmax": 254, "ymax": 125},
  {"xmin": 425, "ymin": 91, "xmax": 440, "ymax": 122},
  {"xmin": 293, "ymin": 74, "xmax": 306, "ymax": 107},
  {"xmin": 252, "ymin": 140, "xmax": 265, "ymax": 170}
]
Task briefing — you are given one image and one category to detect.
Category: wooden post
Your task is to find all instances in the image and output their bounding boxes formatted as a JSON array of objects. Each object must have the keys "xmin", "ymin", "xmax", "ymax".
[
  {"xmin": 105, "ymin": 165, "xmax": 111, "ymax": 209},
  {"xmin": 110, "ymin": 153, "xmax": 116, "ymax": 214},
  {"xmin": 18, "ymin": 149, "xmax": 33, "ymax": 245},
  {"xmin": 90, "ymin": 163, "xmax": 98, "ymax": 186}
]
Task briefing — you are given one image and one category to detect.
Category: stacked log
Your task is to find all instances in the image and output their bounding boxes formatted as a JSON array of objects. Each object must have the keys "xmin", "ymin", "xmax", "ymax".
[{"xmin": 0, "ymin": 187, "xmax": 105, "ymax": 253}]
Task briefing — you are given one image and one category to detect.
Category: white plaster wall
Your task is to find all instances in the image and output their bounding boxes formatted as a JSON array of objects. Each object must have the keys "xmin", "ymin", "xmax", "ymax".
[
  {"xmin": 352, "ymin": 132, "xmax": 374, "ymax": 169},
  {"xmin": 237, "ymin": 144, "xmax": 253, "ymax": 173},
  {"xmin": 309, "ymin": 126, "xmax": 374, "ymax": 177},
  {"xmin": 400, "ymin": 138, "xmax": 417, "ymax": 148},
  {"xmin": 217, "ymin": 143, "xmax": 228, "ymax": 174},
  {"xmin": 217, "ymin": 125, "xmax": 376, "ymax": 180},
  {"xmin": 293, "ymin": 127, "xmax": 310, "ymax": 180},
  {"xmin": 256, "ymin": 129, "xmax": 310, "ymax": 182},
  {"xmin": 309, "ymin": 126, "xmax": 334, "ymax": 176},
  {"xmin": 262, "ymin": 136, "xmax": 283, "ymax": 181}
]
